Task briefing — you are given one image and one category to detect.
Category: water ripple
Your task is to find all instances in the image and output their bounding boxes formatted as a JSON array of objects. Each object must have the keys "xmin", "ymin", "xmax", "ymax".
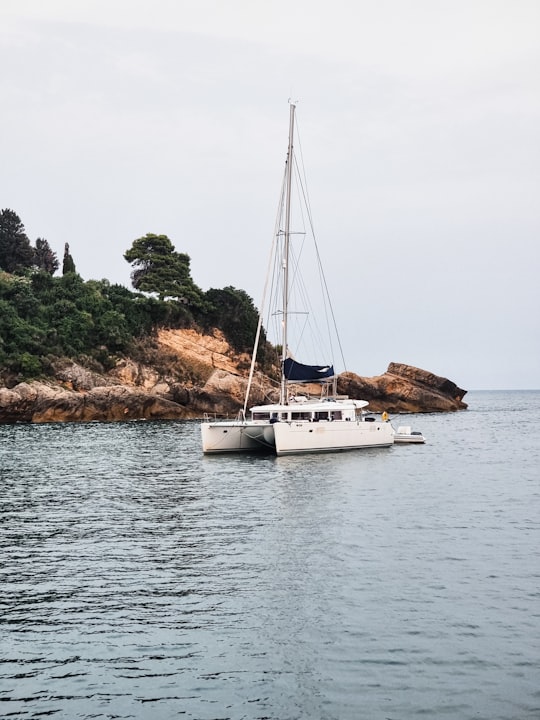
[{"xmin": 1, "ymin": 395, "xmax": 540, "ymax": 719}]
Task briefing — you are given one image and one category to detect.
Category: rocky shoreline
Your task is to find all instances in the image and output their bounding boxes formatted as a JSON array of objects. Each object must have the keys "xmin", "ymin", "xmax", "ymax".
[{"xmin": 0, "ymin": 329, "xmax": 467, "ymax": 424}]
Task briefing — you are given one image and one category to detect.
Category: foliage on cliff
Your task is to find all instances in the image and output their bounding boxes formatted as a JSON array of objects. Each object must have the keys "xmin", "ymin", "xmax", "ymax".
[{"xmin": 0, "ymin": 209, "xmax": 268, "ymax": 384}]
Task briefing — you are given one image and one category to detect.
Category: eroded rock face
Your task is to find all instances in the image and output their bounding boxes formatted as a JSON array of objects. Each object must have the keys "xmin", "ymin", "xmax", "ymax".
[
  {"xmin": 0, "ymin": 329, "xmax": 467, "ymax": 423},
  {"xmin": 337, "ymin": 363, "xmax": 468, "ymax": 413},
  {"xmin": 157, "ymin": 328, "xmax": 250, "ymax": 376},
  {"xmin": 190, "ymin": 369, "xmax": 278, "ymax": 418},
  {"xmin": 0, "ymin": 382, "xmax": 189, "ymax": 424},
  {"xmin": 388, "ymin": 363, "xmax": 467, "ymax": 402}
]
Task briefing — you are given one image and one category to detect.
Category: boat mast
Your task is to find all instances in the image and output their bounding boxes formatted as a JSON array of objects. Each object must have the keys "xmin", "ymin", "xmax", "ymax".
[{"xmin": 280, "ymin": 101, "xmax": 295, "ymax": 405}]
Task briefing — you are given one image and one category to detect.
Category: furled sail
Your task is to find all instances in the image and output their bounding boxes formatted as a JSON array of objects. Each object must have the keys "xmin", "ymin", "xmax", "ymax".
[{"xmin": 283, "ymin": 358, "xmax": 335, "ymax": 383}]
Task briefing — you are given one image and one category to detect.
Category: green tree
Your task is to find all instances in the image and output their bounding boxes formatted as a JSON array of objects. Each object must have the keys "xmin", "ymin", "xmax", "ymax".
[
  {"xmin": 124, "ymin": 233, "xmax": 204, "ymax": 305},
  {"xmin": 30, "ymin": 268, "xmax": 56, "ymax": 300},
  {"xmin": 204, "ymin": 286, "xmax": 261, "ymax": 352},
  {"xmin": 34, "ymin": 238, "xmax": 59, "ymax": 275},
  {"xmin": 45, "ymin": 299, "xmax": 93, "ymax": 354},
  {"xmin": 95, "ymin": 310, "xmax": 131, "ymax": 351},
  {"xmin": 62, "ymin": 242, "xmax": 76, "ymax": 275},
  {"xmin": 0, "ymin": 209, "xmax": 34, "ymax": 273}
]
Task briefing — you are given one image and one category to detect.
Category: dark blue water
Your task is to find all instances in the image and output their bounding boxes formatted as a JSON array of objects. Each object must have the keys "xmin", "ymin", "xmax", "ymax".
[{"xmin": 1, "ymin": 390, "xmax": 539, "ymax": 719}]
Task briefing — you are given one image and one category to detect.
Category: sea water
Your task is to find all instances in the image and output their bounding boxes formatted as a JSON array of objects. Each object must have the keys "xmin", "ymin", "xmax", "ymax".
[{"xmin": 1, "ymin": 390, "xmax": 539, "ymax": 720}]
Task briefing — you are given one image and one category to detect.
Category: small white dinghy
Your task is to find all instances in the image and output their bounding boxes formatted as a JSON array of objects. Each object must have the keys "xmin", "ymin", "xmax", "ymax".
[{"xmin": 393, "ymin": 426, "xmax": 426, "ymax": 444}]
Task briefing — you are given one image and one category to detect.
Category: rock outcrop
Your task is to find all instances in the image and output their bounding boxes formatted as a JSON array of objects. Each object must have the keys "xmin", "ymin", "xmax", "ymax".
[
  {"xmin": 0, "ymin": 329, "xmax": 467, "ymax": 424},
  {"xmin": 0, "ymin": 382, "xmax": 188, "ymax": 424},
  {"xmin": 337, "ymin": 362, "xmax": 467, "ymax": 413}
]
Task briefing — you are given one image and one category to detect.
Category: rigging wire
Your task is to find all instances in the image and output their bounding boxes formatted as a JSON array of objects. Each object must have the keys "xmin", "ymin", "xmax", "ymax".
[
  {"xmin": 242, "ymin": 166, "xmax": 287, "ymax": 415},
  {"xmin": 246, "ymin": 103, "xmax": 350, "ymax": 412},
  {"xmin": 292, "ymin": 120, "xmax": 348, "ymax": 373}
]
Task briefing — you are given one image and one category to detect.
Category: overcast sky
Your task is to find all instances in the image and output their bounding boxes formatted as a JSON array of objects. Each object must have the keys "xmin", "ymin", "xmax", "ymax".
[{"xmin": 1, "ymin": 0, "xmax": 539, "ymax": 391}]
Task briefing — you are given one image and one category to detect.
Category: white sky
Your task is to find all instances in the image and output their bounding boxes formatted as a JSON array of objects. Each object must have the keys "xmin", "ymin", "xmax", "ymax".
[{"xmin": 1, "ymin": 0, "xmax": 539, "ymax": 390}]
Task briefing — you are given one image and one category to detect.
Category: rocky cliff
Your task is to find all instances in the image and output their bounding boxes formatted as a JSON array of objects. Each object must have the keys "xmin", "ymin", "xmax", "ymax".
[{"xmin": 0, "ymin": 329, "xmax": 467, "ymax": 423}]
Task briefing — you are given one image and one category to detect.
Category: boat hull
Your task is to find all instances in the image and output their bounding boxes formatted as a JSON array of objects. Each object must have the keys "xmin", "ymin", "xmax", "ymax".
[
  {"xmin": 201, "ymin": 421, "xmax": 275, "ymax": 454},
  {"xmin": 272, "ymin": 419, "xmax": 394, "ymax": 456}
]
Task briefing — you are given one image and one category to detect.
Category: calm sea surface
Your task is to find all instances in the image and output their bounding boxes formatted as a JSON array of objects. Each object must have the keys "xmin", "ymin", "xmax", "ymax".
[{"xmin": 1, "ymin": 390, "xmax": 539, "ymax": 720}]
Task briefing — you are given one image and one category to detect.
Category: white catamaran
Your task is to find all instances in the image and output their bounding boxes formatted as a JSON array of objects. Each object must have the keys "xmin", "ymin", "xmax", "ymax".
[{"xmin": 201, "ymin": 102, "xmax": 395, "ymax": 455}]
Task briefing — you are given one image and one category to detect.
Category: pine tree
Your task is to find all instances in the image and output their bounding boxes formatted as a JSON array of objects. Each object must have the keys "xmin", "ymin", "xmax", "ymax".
[
  {"xmin": 0, "ymin": 208, "xmax": 34, "ymax": 273},
  {"xmin": 34, "ymin": 238, "xmax": 59, "ymax": 275},
  {"xmin": 124, "ymin": 233, "xmax": 204, "ymax": 305}
]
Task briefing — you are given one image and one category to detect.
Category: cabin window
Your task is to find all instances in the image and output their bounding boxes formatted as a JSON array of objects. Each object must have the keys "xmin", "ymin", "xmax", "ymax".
[
  {"xmin": 314, "ymin": 411, "xmax": 329, "ymax": 421},
  {"xmin": 291, "ymin": 411, "xmax": 311, "ymax": 421},
  {"xmin": 252, "ymin": 412, "xmax": 270, "ymax": 421},
  {"xmin": 330, "ymin": 411, "xmax": 342, "ymax": 421}
]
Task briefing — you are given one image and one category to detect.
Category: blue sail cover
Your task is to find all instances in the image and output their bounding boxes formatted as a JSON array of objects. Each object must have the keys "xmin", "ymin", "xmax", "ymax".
[{"xmin": 283, "ymin": 358, "xmax": 335, "ymax": 383}]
